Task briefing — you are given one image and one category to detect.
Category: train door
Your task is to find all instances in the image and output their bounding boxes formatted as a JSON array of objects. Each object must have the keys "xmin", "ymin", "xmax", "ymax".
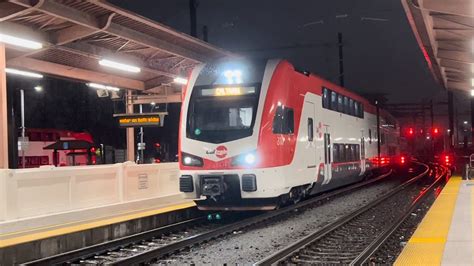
[
  {"xmin": 360, "ymin": 132, "xmax": 366, "ymax": 174},
  {"xmin": 305, "ymin": 101, "xmax": 316, "ymax": 169},
  {"xmin": 322, "ymin": 130, "xmax": 332, "ymax": 185}
]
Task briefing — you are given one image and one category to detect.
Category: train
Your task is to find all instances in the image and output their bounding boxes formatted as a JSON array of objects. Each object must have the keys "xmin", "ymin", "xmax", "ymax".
[{"xmin": 179, "ymin": 59, "xmax": 400, "ymax": 211}]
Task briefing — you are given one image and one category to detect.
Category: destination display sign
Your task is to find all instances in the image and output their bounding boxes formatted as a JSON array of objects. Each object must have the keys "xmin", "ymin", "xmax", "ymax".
[{"xmin": 117, "ymin": 114, "xmax": 162, "ymax": 127}]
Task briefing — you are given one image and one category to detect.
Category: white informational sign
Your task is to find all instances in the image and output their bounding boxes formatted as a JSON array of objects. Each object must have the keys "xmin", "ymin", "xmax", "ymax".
[{"xmin": 18, "ymin": 137, "xmax": 30, "ymax": 151}]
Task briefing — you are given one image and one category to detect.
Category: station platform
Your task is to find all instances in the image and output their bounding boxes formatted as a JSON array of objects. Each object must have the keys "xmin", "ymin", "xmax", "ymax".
[
  {"xmin": 0, "ymin": 197, "xmax": 196, "ymax": 264},
  {"xmin": 0, "ymin": 162, "xmax": 201, "ymax": 264},
  {"xmin": 395, "ymin": 175, "xmax": 473, "ymax": 265}
]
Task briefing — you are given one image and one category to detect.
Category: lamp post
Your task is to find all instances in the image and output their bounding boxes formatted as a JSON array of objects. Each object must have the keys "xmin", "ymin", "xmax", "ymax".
[{"xmin": 18, "ymin": 85, "xmax": 42, "ymax": 168}]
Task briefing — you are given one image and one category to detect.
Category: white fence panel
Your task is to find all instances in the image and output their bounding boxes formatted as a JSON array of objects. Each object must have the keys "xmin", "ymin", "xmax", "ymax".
[
  {"xmin": 0, "ymin": 163, "xmax": 181, "ymax": 222},
  {"xmin": 0, "ymin": 169, "xmax": 8, "ymax": 221}
]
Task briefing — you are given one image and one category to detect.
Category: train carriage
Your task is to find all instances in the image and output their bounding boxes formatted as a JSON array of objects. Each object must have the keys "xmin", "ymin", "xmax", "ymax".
[{"xmin": 179, "ymin": 59, "xmax": 399, "ymax": 210}]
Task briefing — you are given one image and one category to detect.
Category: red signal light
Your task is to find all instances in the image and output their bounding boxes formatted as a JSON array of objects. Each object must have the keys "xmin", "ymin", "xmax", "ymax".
[
  {"xmin": 407, "ymin": 127, "xmax": 414, "ymax": 137},
  {"xmin": 400, "ymin": 156, "xmax": 406, "ymax": 164},
  {"xmin": 433, "ymin": 127, "xmax": 439, "ymax": 135},
  {"xmin": 90, "ymin": 147, "xmax": 96, "ymax": 153}
]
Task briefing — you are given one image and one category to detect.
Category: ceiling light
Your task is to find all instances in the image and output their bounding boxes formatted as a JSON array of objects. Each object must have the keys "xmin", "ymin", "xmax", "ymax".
[
  {"xmin": 471, "ymin": 89, "xmax": 474, "ymax": 97},
  {"xmin": 99, "ymin": 59, "xmax": 141, "ymax": 73},
  {"xmin": 34, "ymin": 85, "xmax": 43, "ymax": 92},
  {"xmin": 0, "ymin": 33, "xmax": 43, "ymax": 50},
  {"xmin": 5, "ymin": 68, "xmax": 43, "ymax": 78},
  {"xmin": 87, "ymin": 82, "xmax": 120, "ymax": 91},
  {"xmin": 174, "ymin": 77, "xmax": 188, "ymax": 85}
]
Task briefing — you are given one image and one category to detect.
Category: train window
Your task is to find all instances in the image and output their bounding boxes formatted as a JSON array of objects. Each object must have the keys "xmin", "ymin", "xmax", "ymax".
[
  {"xmin": 273, "ymin": 106, "xmax": 294, "ymax": 134},
  {"xmin": 355, "ymin": 145, "xmax": 360, "ymax": 160},
  {"xmin": 354, "ymin": 102, "xmax": 359, "ymax": 117},
  {"xmin": 339, "ymin": 144, "xmax": 345, "ymax": 162},
  {"xmin": 359, "ymin": 104, "xmax": 364, "ymax": 118},
  {"xmin": 343, "ymin": 96, "xmax": 349, "ymax": 114},
  {"xmin": 346, "ymin": 144, "xmax": 355, "ymax": 162},
  {"xmin": 333, "ymin": 144, "xmax": 339, "ymax": 163},
  {"xmin": 330, "ymin": 91, "xmax": 337, "ymax": 110},
  {"xmin": 337, "ymin": 95, "xmax": 344, "ymax": 112},
  {"xmin": 349, "ymin": 99, "xmax": 355, "ymax": 116},
  {"xmin": 322, "ymin": 88, "xmax": 330, "ymax": 109},
  {"xmin": 308, "ymin": 118, "xmax": 314, "ymax": 141}
]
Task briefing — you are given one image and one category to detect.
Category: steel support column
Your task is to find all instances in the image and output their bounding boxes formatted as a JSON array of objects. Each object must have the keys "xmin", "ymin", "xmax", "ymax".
[
  {"xmin": 126, "ymin": 90, "xmax": 135, "ymax": 162},
  {"xmin": 448, "ymin": 91, "xmax": 454, "ymax": 149},
  {"xmin": 0, "ymin": 44, "xmax": 8, "ymax": 168}
]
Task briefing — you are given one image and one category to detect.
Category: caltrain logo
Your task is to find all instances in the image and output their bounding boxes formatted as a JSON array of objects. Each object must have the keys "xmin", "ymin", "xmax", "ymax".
[{"xmin": 215, "ymin": 145, "xmax": 228, "ymax": 158}]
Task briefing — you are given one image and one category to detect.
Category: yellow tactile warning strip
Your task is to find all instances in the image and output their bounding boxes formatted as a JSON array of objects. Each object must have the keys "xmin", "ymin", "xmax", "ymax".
[
  {"xmin": 0, "ymin": 201, "xmax": 195, "ymax": 248},
  {"xmin": 395, "ymin": 176, "xmax": 462, "ymax": 265}
]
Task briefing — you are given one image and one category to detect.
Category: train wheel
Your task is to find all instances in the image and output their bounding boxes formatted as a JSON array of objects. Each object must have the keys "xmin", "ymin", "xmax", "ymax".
[{"xmin": 289, "ymin": 187, "xmax": 304, "ymax": 204}]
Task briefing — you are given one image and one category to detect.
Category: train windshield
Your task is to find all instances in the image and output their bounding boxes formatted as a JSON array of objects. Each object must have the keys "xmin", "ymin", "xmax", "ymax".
[
  {"xmin": 186, "ymin": 59, "xmax": 266, "ymax": 144},
  {"xmin": 187, "ymin": 84, "xmax": 261, "ymax": 144}
]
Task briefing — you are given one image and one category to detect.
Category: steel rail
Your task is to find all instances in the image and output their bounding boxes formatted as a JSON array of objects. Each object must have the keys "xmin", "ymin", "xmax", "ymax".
[
  {"xmin": 23, "ymin": 168, "xmax": 395, "ymax": 265},
  {"xmin": 254, "ymin": 162, "xmax": 430, "ymax": 265},
  {"xmin": 20, "ymin": 216, "xmax": 205, "ymax": 266},
  {"xmin": 113, "ymin": 170, "xmax": 395, "ymax": 265},
  {"xmin": 350, "ymin": 164, "xmax": 447, "ymax": 265}
]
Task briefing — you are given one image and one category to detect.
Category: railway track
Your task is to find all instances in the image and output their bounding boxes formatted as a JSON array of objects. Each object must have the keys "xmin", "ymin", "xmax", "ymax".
[
  {"xmin": 22, "ymin": 166, "xmax": 420, "ymax": 266},
  {"xmin": 255, "ymin": 163, "xmax": 446, "ymax": 265}
]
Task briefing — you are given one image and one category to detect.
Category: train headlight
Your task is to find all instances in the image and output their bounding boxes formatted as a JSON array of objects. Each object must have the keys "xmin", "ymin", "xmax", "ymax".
[
  {"xmin": 232, "ymin": 151, "xmax": 257, "ymax": 166},
  {"xmin": 245, "ymin": 153, "xmax": 256, "ymax": 164},
  {"xmin": 181, "ymin": 152, "xmax": 203, "ymax": 167},
  {"xmin": 184, "ymin": 157, "xmax": 192, "ymax": 165}
]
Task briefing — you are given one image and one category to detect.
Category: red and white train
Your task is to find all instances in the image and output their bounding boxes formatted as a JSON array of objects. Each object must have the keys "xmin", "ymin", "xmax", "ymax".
[{"xmin": 179, "ymin": 59, "xmax": 399, "ymax": 210}]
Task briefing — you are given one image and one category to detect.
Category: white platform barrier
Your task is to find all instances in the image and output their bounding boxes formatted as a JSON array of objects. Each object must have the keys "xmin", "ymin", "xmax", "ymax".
[
  {"xmin": 0, "ymin": 162, "xmax": 181, "ymax": 222},
  {"xmin": 0, "ymin": 169, "xmax": 8, "ymax": 221}
]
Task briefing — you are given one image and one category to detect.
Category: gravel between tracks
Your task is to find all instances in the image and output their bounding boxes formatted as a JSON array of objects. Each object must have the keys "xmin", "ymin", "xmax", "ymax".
[{"xmin": 159, "ymin": 174, "xmax": 409, "ymax": 264}]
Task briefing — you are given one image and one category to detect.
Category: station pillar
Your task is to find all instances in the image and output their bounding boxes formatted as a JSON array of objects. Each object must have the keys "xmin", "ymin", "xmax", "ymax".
[
  {"xmin": 448, "ymin": 91, "xmax": 454, "ymax": 149},
  {"xmin": 0, "ymin": 44, "xmax": 8, "ymax": 168},
  {"xmin": 126, "ymin": 89, "xmax": 135, "ymax": 162}
]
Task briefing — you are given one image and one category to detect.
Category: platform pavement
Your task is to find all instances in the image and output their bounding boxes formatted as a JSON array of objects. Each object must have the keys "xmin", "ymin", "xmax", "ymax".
[{"xmin": 395, "ymin": 175, "xmax": 473, "ymax": 265}]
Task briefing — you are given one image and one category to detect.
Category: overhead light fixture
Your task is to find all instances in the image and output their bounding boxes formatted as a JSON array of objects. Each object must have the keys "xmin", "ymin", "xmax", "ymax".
[
  {"xmin": 99, "ymin": 59, "xmax": 141, "ymax": 73},
  {"xmin": 471, "ymin": 89, "xmax": 474, "ymax": 97},
  {"xmin": 34, "ymin": 85, "xmax": 43, "ymax": 92},
  {"xmin": 174, "ymin": 77, "xmax": 188, "ymax": 85},
  {"xmin": 87, "ymin": 82, "xmax": 120, "ymax": 91},
  {"xmin": 5, "ymin": 68, "xmax": 43, "ymax": 78},
  {"xmin": 0, "ymin": 33, "xmax": 43, "ymax": 50}
]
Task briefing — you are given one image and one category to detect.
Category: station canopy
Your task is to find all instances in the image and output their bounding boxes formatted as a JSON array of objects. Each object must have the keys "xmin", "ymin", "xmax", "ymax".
[
  {"xmin": 0, "ymin": 0, "xmax": 232, "ymax": 101},
  {"xmin": 402, "ymin": 0, "xmax": 474, "ymax": 93}
]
